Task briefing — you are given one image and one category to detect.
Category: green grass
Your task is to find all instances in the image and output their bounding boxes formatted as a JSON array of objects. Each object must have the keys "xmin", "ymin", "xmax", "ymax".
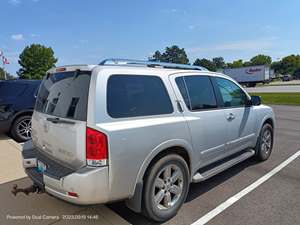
[{"xmin": 251, "ymin": 93, "xmax": 300, "ymax": 106}]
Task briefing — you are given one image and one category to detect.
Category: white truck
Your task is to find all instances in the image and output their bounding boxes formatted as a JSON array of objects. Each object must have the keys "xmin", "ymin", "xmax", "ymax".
[{"xmin": 223, "ymin": 65, "xmax": 272, "ymax": 87}]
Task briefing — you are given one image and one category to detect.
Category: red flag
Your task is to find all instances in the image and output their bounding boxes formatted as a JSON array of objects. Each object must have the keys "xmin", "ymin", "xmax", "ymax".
[{"xmin": 3, "ymin": 56, "xmax": 9, "ymax": 64}]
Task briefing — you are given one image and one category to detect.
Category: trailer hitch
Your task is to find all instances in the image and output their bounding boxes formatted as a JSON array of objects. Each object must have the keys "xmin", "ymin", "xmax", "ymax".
[{"xmin": 11, "ymin": 184, "xmax": 44, "ymax": 196}]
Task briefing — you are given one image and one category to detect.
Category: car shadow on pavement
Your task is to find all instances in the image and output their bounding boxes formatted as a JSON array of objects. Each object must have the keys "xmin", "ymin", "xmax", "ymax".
[{"xmin": 109, "ymin": 157, "xmax": 261, "ymax": 225}]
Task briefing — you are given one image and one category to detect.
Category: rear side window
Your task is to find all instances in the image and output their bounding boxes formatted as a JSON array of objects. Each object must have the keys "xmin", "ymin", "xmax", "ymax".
[
  {"xmin": 35, "ymin": 71, "xmax": 91, "ymax": 121},
  {"xmin": 107, "ymin": 75, "xmax": 173, "ymax": 118},
  {"xmin": 215, "ymin": 77, "xmax": 248, "ymax": 107},
  {"xmin": 0, "ymin": 83, "xmax": 28, "ymax": 97},
  {"xmin": 176, "ymin": 76, "xmax": 217, "ymax": 110}
]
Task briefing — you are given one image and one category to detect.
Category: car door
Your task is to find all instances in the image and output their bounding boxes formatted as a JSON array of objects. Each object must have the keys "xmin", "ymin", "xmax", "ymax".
[
  {"xmin": 169, "ymin": 74, "xmax": 228, "ymax": 168},
  {"xmin": 213, "ymin": 76, "xmax": 256, "ymax": 155}
]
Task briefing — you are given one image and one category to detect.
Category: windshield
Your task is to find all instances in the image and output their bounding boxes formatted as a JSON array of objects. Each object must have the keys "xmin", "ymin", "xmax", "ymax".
[
  {"xmin": 35, "ymin": 71, "xmax": 91, "ymax": 121},
  {"xmin": 0, "ymin": 82, "xmax": 28, "ymax": 97}
]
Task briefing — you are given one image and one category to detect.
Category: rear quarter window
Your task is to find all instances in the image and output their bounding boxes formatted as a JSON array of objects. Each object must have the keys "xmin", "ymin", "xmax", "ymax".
[{"xmin": 107, "ymin": 75, "xmax": 173, "ymax": 118}]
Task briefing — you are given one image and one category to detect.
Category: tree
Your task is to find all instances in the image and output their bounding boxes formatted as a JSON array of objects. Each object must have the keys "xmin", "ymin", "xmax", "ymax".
[
  {"xmin": 243, "ymin": 61, "xmax": 252, "ymax": 67},
  {"xmin": 0, "ymin": 68, "xmax": 5, "ymax": 80},
  {"xmin": 193, "ymin": 58, "xmax": 217, "ymax": 71},
  {"xmin": 18, "ymin": 44, "xmax": 57, "ymax": 80},
  {"xmin": 250, "ymin": 54, "xmax": 272, "ymax": 66},
  {"xmin": 150, "ymin": 45, "xmax": 189, "ymax": 64},
  {"xmin": 0, "ymin": 68, "xmax": 14, "ymax": 80},
  {"xmin": 212, "ymin": 57, "xmax": 225, "ymax": 69},
  {"xmin": 271, "ymin": 55, "xmax": 300, "ymax": 76},
  {"xmin": 227, "ymin": 59, "xmax": 244, "ymax": 68}
]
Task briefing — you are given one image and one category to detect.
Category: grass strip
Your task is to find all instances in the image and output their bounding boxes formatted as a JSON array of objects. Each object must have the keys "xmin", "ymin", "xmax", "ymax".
[{"xmin": 251, "ymin": 92, "xmax": 300, "ymax": 106}]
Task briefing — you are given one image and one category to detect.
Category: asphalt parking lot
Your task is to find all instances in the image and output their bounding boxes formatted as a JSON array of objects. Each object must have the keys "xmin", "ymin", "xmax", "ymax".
[
  {"xmin": 109, "ymin": 105, "xmax": 300, "ymax": 225},
  {"xmin": 0, "ymin": 105, "xmax": 299, "ymax": 225}
]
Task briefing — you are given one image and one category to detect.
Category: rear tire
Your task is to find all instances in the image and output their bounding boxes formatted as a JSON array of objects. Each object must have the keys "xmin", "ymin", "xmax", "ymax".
[
  {"xmin": 143, "ymin": 154, "xmax": 190, "ymax": 222},
  {"xmin": 10, "ymin": 115, "xmax": 32, "ymax": 142},
  {"xmin": 255, "ymin": 123, "xmax": 273, "ymax": 161}
]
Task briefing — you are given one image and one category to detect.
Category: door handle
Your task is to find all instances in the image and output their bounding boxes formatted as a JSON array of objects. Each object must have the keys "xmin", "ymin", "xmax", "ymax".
[{"xmin": 227, "ymin": 113, "xmax": 235, "ymax": 121}]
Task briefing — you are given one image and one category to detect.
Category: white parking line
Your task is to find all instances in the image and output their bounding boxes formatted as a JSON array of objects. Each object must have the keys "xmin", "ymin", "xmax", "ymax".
[{"xmin": 191, "ymin": 150, "xmax": 300, "ymax": 225}]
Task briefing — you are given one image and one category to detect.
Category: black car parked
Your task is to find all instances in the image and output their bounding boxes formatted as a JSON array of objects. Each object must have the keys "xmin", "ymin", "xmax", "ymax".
[{"xmin": 0, "ymin": 80, "xmax": 41, "ymax": 142}]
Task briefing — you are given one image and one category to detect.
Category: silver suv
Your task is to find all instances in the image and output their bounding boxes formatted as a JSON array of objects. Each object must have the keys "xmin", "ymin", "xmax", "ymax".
[{"xmin": 21, "ymin": 59, "xmax": 275, "ymax": 222}]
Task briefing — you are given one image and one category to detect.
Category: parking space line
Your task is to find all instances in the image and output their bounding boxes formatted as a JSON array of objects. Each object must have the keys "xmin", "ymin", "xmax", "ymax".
[{"xmin": 191, "ymin": 150, "xmax": 300, "ymax": 225}]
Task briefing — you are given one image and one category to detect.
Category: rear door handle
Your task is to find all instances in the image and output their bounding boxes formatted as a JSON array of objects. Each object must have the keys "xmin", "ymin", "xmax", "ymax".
[
  {"xmin": 227, "ymin": 113, "xmax": 235, "ymax": 121},
  {"xmin": 46, "ymin": 117, "xmax": 75, "ymax": 124}
]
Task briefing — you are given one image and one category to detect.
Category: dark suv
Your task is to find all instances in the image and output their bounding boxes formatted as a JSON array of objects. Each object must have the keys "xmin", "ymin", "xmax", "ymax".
[{"xmin": 0, "ymin": 80, "xmax": 41, "ymax": 142}]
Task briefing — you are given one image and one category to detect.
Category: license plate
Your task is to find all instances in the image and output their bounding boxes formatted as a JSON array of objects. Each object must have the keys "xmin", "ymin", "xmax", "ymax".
[{"xmin": 37, "ymin": 160, "xmax": 47, "ymax": 173}]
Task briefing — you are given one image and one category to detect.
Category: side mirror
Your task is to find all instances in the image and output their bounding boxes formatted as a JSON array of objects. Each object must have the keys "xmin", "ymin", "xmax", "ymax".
[{"xmin": 250, "ymin": 95, "xmax": 261, "ymax": 106}]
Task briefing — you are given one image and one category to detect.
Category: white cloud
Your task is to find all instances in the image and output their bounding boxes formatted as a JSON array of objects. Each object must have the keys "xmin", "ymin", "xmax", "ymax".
[
  {"xmin": 188, "ymin": 25, "xmax": 196, "ymax": 30},
  {"xmin": 8, "ymin": 0, "xmax": 21, "ymax": 6},
  {"xmin": 31, "ymin": 34, "xmax": 40, "ymax": 38},
  {"xmin": 79, "ymin": 39, "xmax": 89, "ymax": 44},
  {"xmin": 161, "ymin": 8, "xmax": 179, "ymax": 14},
  {"xmin": 11, "ymin": 34, "xmax": 24, "ymax": 41},
  {"xmin": 187, "ymin": 38, "xmax": 277, "ymax": 55}
]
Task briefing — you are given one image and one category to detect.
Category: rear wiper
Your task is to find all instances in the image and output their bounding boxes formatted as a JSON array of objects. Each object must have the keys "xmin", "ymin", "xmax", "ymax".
[{"xmin": 46, "ymin": 117, "xmax": 75, "ymax": 124}]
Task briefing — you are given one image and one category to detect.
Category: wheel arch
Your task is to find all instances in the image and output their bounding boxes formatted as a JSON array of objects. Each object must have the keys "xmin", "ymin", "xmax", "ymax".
[
  {"xmin": 125, "ymin": 139, "xmax": 194, "ymax": 213},
  {"xmin": 10, "ymin": 110, "xmax": 34, "ymax": 130}
]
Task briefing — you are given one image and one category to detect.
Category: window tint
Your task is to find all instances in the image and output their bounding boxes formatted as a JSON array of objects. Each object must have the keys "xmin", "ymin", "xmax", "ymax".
[
  {"xmin": 174, "ymin": 77, "xmax": 190, "ymax": 108},
  {"xmin": 107, "ymin": 75, "xmax": 173, "ymax": 118},
  {"xmin": 176, "ymin": 76, "xmax": 217, "ymax": 110},
  {"xmin": 0, "ymin": 83, "xmax": 28, "ymax": 97},
  {"xmin": 35, "ymin": 71, "xmax": 91, "ymax": 121},
  {"xmin": 215, "ymin": 77, "xmax": 248, "ymax": 107}
]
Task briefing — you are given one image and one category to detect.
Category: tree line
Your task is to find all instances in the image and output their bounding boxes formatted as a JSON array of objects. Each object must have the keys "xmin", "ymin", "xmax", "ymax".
[
  {"xmin": 1, "ymin": 44, "xmax": 300, "ymax": 80},
  {"xmin": 150, "ymin": 45, "xmax": 300, "ymax": 77}
]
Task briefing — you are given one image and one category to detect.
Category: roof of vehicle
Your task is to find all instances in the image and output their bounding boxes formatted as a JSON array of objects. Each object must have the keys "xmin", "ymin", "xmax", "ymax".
[{"xmin": 49, "ymin": 59, "xmax": 232, "ymax": 80}]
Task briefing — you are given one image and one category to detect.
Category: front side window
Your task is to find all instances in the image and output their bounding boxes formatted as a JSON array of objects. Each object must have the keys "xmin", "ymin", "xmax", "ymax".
[
  {"xmin": 215, "ymin": 77, "xmax": 248, "ymax": 107},
  {"xmin": 175, "ymin": 76, "xmax": 217, "ymax": 110},
  {"xmin": 107, "ymin": 75, "xmax": 173, "ymax": 118}
]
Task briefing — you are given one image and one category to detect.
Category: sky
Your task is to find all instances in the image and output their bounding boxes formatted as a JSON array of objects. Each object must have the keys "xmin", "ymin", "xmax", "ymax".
[{"xmin": 1, "ymin": 0, "xmax": 300, "ymax": 75}]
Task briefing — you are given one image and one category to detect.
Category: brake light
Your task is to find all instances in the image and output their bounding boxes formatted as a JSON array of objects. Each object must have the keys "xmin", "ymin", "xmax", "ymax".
[
  {"xmin": 86, "ymin": 127, "xmax": 108, "ymax": 166},
  {"xmin": 68, "ymin": 192, "xmax": 78, "ymax": 197}
]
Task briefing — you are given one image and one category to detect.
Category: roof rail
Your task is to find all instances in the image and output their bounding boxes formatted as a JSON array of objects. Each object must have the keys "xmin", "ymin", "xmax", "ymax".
[{"xmin": 99, "ymin": 58, "xmax": 208, "ymax": 71}]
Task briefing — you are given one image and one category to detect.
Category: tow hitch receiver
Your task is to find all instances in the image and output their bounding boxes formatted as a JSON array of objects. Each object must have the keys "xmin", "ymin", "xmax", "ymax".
[{"xmin": 11, "ymin": 184, "xmax": 44, "ymax": 196}]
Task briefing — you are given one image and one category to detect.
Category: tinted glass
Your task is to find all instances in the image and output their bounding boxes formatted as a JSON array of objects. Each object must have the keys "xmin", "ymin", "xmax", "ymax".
[
  {"xmin": 35, "ymin": 71, "xmax": 91, "ymax": 121},
  {"xmin": 215, "ymin": 77, "xmax": 248, "ymax": 107},
  {"xmin": 0, "ymin": 82, "xmax": 28, "ymax": 97},
  {"xmin": 176, "ymin": 76, "xmax": 217, "ymax": 110},
  {"xmin": 174, "ymin": 77, "xmax": 190, "ymax": 108},
  {"xmin": 107, "ymin": 75, "xmax": 173, "ymax": 118}
]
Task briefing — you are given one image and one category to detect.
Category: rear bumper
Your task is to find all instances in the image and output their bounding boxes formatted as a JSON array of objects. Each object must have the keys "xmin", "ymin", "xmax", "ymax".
[{"xmin": 23, "ymin": 147, "xmax": 109, "ymax": 205}]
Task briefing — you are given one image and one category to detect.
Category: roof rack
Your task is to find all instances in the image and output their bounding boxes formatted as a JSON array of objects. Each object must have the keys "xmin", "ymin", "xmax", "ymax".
[{"xmin": 99, "ymin": 58, "xmax": 208, "ymax": 71}]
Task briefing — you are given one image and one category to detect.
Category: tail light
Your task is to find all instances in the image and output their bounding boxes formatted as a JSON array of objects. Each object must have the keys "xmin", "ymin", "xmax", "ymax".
[{"xmin": 86, "ymin": 127, "xmax": 108, "ymax": 166}]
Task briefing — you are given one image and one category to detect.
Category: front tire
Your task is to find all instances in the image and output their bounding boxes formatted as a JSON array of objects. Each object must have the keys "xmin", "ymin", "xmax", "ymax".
[
  {"xmin": 143, "ymin": 154, "xmax": 190, "ymax": 222},
  {"xmin": 255, "ymin": 123, "xmax": 273, "ymax": 161}
]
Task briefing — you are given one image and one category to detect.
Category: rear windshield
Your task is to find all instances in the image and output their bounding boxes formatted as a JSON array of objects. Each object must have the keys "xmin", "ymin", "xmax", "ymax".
[
  {"xmin": 0, "ymin": 82, "xmax": 28, "ymax": 97},
  {"xmin": 35, "ymin": 71, "xmax": 91, "ymax": 121}
]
